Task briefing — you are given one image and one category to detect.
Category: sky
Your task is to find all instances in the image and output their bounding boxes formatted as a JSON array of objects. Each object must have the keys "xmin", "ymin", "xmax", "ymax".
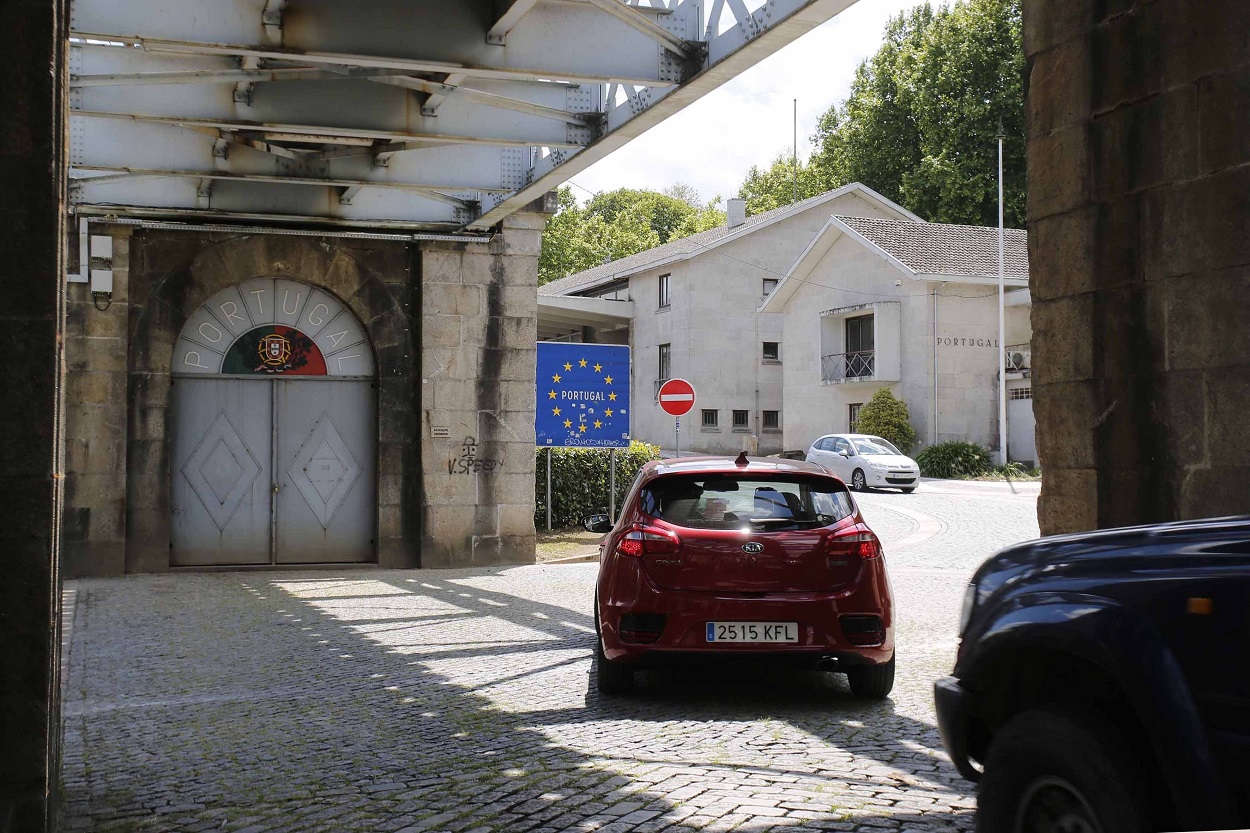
[{"xmin": 568, "ymin": 0, "xmax": 920, "ymax": 206}]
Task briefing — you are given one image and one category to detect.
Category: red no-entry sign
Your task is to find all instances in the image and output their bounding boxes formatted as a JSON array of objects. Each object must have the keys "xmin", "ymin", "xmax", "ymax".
[{"xmin": 657, "ymin": 378, "xmax": 696, "ymax": 417}]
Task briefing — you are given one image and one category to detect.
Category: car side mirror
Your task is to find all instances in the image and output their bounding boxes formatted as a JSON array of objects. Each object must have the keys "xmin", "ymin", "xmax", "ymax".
[
  {"xmin": 582, "ymin": 514, "xmax": 613, "ymax": 534},
  {"xmin": 837, "ymin": 450, "xmax": 850, "ymax": 457}
]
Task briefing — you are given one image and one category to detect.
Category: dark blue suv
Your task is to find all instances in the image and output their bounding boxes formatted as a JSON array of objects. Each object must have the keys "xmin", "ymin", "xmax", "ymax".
[{"xmin": 934, "ymin": 516, "xmax": 1250, "ymax": 833}]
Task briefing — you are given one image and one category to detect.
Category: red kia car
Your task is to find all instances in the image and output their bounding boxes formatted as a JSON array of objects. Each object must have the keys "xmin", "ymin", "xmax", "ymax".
[{"xmin": 586, "ymin": 453, "xmax": 895, "ymax": 697}]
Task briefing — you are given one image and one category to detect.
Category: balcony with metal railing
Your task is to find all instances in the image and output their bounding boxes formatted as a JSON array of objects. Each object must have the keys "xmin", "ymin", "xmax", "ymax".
[{"xmin": 821, "ymin": 350, "xmax": 876, "ymax": 384}]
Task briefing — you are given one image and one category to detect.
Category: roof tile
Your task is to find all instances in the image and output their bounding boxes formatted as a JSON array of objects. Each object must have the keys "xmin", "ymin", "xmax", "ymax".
[{"xmin": 834, "ymin": 215, "xmax": 1028, "ymax": 279}]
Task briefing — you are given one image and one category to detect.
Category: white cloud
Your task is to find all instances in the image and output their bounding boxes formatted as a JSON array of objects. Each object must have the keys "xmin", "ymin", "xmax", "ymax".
[{"xmin": 569, "ymin": 0, "xmax": 919, "ymax": 205}]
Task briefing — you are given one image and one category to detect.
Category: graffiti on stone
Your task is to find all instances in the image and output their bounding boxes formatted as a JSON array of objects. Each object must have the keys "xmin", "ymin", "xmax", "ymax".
[{"xmin": 448, "ymin": 437, "xmax": 502, "ymax": 475}]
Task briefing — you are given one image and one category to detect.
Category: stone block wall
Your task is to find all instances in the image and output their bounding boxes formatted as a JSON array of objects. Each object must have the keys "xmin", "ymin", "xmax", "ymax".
[
  {"xmin": 1025, "ymin": 0, "xmax": 1250, "ymax": 533},
  {"xmin": 63, "ymin": 231, "xmax": 131, "ymax": 577},
  {"xmin": 1, "ymin": 0, "xmax": 66, "ymax": 828},
  {"xmin": 419, "ymin": 210, "xmax": 544, "ymax": 567}
]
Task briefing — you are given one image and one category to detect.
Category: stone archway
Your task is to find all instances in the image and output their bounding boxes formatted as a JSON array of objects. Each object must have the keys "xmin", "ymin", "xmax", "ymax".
[
  {"xmin": 122, "ymin": 230, "xmax": 420, "ymax": 573},
  {"xmin": 169, "ymin": 280, "xmax": 377, "ymax": 566}
]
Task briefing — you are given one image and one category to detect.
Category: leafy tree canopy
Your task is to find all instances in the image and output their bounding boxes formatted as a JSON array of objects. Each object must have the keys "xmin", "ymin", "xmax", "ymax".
[
  {"xmin": 584, "ymin": 188, "xmax": 700, "ymax": 244},
  {"xmin": 737, "ymin": 154, "xmax": 826, "ymax": 217},
  {"xmin": 738, "ymin": 0, "xmax": 1024, "ymax": 227},
  {"xmin": 538, "ymin": 185, "xmax": 724, "ymax": 285}
]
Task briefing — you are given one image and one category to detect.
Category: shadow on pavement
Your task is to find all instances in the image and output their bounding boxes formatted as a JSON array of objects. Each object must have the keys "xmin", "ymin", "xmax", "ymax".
[{"xmin": 59, "ymin": 567, "xmax": 974, "ymax": 832}]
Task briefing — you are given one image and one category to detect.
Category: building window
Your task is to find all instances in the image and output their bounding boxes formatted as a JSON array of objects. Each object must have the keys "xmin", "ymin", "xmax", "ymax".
[
  {"xmin": 762, "ymin": 410, "xmax": 780, "ymax": 429},
  {"xmin": 763, "ymin": 278, "xmax": 778, "ymax": 296},
  {"xmin": 762, "ymin": 341, "xmax": 780, "ymax": 361},
  {"xmin": 849, "ymin": 403, "xmax": 863, "ymax": 433},
  {"xmin": 844, "ymin": 314, "xmax": 875, "ymax": 379},
  {"xmin": 658, "ymin": 273, "xmax": 671, "ymax": 309},
  {"xmin": 658, "ymin": 343, "xmax": 670, "ymax": 382},
  {"xmin": 702, "ymin": 409, "xmax": 719, "ymax": 428},
  {"xmin": 1009, "ymin": 387, "xmax": 1033, "ymax": 400},
  {"xmin": 732, "ymin": 410, "xmax": 749, "ymax": 429}
]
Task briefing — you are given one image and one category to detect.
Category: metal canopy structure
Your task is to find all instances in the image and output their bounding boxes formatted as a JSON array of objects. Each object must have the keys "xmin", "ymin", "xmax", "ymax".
[{"xmin": 69, "ymin": 0, "xmax": 859, "ymax": 232}]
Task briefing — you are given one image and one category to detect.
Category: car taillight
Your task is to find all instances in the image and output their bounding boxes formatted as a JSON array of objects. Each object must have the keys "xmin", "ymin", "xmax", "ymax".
[
  {"xmin": 616, "ymin": 524, "xmax": 681, "ymax": 557},
  {"xmin": 824, "ymin": 524, "xmax": 882, "ymax": 561}
]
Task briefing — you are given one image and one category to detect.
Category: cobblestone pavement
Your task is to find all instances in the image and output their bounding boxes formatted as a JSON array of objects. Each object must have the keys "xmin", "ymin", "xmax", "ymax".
[{"xmin": 61, "ymin": 486, "xmax": 1038, "ymax": 833}]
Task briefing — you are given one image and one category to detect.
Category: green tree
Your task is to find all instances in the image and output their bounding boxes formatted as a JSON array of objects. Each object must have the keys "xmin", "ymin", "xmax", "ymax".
[
  {"xmin": 855, "ymin": 388, "xmax": 917, "ymax": 453},
  {"xmin": 662, "ymin": 182, "xmax": 703, "ymax": 208},
  {"xmin": 807, "ymin": 0, "xmax": 1024, "ymax": 227},
  {"xmin": 736, "ymin": 153, "xmax": 825, "ymax": 216},
  {"xmin": 538, "ymin": 187, "xmax": 659, "ymax": 285},
  {"xmin": 671, "ymin": 196, "xmax": 726, "ymax": 238},
  {"xmin": 539, "ymin": 185, "xmax": 729, "ymax": 285},
  {"xmin": 585, "ymin": 189, "xmax": 696, "ymax": 244}
]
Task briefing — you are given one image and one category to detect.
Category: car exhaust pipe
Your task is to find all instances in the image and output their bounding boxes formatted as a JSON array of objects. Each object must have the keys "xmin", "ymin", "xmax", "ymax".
[{"xmin": 816, "ymin": 657, "xmax": 840, "ymax": 672}]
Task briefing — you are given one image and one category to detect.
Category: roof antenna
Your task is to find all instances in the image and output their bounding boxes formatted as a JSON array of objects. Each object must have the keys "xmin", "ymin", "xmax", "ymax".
[{"xmin": 734, "ymin": 451, "xmax": 750, "ymax": 467}]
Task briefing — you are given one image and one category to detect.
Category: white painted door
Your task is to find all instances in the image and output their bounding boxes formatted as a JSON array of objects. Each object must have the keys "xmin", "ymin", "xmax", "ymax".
[
  {"xmin": 274, "ymin": 380, "xmax": 375, "ymax": 564},
  {"xmin": 171, "ymin": 379, "xmax": 273, "ymax": 566},
  {"xmin": 170, "ymin": 377, "xmax": 375, "ymax": 566}
]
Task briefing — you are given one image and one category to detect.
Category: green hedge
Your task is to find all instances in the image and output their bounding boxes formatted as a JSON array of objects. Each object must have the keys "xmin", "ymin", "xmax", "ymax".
[
  {"xmin": 534, "ymin": 441, "xmax": 661, "ymax": 528},
  {"xmin": 915, "ymin": 440, "xmax": 993, "ymax": 478}
]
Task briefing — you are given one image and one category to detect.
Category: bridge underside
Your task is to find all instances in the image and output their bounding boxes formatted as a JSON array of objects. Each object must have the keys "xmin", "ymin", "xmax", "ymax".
[{"xmin": 70, "ymin": 0, "xmax": 856, "ymax": 232}]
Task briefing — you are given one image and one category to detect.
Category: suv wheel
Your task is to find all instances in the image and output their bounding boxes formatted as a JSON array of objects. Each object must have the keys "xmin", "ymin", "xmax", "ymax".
[
  {"xmin": 976, "ymin": 708, "xmax": 1149, "ymax": 833},
  {"xmin": 845, "ymin": 655, "xmax": 895, "ymax": 699}
]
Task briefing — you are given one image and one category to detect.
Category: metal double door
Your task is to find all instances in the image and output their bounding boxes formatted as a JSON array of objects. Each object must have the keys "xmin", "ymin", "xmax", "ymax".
[{"xmin": 171, "ymin": 377, "xmax": 375, "ymax": 566}]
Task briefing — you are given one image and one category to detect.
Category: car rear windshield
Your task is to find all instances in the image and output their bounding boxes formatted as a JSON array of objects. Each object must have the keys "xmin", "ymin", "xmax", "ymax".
[{"xmin": 639, "ymin": 474, "xmax": 856, "ymax": 530}]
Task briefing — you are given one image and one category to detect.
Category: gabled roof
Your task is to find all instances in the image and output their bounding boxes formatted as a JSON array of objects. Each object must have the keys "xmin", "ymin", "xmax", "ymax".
[
  {"xmin": 761, "ymin": 214, "xmax": 1029, "ymax": 312},
  {"xmin": 538, "ymin": 183, "xmax": 922, "ymax": 297},
  {"xmin": 836, "ymin": 216, "xmax": 1028, "ymax": 280}
]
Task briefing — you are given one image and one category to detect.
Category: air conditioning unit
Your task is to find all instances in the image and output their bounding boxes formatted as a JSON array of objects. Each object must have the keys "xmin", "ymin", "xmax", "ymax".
[{"xmin": 1006, "ymin": 351, "xmax": 1029, "ymax": 372}]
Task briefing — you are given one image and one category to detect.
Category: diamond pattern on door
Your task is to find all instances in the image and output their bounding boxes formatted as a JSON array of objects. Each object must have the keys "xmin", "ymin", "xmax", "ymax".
[
  {"xmin": 287, "ymin": 412, "xmax": 361, "ymax": 529},
  {"xmin": 180, "ymin": 411, "xmax": 263, "ymax": 532}
]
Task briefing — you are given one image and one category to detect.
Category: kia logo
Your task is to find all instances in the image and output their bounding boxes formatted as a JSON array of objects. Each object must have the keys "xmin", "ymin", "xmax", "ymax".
[{"xmin": 742, "ymin": 542, "xmax": 764, "ymax": 554}]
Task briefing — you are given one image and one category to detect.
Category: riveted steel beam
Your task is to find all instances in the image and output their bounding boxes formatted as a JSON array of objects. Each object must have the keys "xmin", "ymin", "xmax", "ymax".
[
  {"xmin": 70, "ymin": 32, "xmax": 677, "ymax": 88},
  {"xmin": 583, "ymin": 0, "xmax": 700, "ymax": 58},
  {"xmin": 69, "ymin": 165, "xmax": 502, "ymax": 206},
  {"xmin": 371, "ymin": 76, "xmax": 599, "ymax": 126},
  {"xmin": 487, "ymin": 0, "xmax": 542, "ymax": 45},
  {"xmin": 73, "ymin": 109, "xmax": 584, "ymax": 149}
]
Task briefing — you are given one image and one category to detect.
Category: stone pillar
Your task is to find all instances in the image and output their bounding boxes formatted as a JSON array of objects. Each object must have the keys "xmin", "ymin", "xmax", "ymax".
[
  {"xmin": 63, "ymin": 230, "xmax": 131, "ymax": 577},
  {"xmin": 420, "ymin": 207, "xmax": 548, "ymax": 566},
  {"xmin": 1025, "ymin": 0, "xmax": 1250, "ymax": 533},
  {"xmin": 0, "ymin": 0, "xmax": 66, "ymax": 829}
]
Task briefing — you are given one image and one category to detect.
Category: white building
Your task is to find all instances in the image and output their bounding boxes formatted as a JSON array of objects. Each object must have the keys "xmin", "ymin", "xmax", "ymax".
[
  {"xmin": 761, "ymin": 214, "xmax": 1033, "ymax": 464},
  {"xmin": 538, "ymin": 183, "xmax": 1035, "ymax": 464},
  {"xmin": 539, "ymin": 184, "xmax": 922, "ymax": 455}
]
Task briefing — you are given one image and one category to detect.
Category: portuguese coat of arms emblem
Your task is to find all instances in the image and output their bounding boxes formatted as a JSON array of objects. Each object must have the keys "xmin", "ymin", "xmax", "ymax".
[{"xmin": 258, "ymin": 333, "xmax": 292, "ymax": 370}]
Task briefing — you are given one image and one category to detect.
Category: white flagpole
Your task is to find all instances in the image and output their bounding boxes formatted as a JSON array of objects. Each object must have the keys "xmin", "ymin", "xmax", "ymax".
[{"xmin": 997, "ymin": 127, "xmax": 1008, "ymax": 467}]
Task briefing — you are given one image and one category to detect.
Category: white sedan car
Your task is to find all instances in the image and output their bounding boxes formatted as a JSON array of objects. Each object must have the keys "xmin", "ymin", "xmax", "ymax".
[{"xmin": 805, "ymin": 434, "xmax": 920, "ymax": 493}]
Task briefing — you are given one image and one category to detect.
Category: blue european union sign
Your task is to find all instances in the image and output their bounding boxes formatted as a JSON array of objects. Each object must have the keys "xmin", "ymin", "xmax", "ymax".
[{"xmin": 536, "ymin": 342, "xmax": 631, "ymax": 448}]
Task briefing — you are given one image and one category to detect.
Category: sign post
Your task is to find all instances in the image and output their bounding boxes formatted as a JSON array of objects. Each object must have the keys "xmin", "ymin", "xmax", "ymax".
[
  {"xmin": 609, "ymin": 448, "xmax": 616, "ymax": 520},
  {"xmin": 657, "ymin": 378, "xmax": 696, "ymax": 459}
]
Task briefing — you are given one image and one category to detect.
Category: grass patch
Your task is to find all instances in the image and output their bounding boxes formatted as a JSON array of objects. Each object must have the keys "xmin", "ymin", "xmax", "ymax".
[{"xmin": 535, "ymin": 527, "xmax": 602, "ymax": 562}]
